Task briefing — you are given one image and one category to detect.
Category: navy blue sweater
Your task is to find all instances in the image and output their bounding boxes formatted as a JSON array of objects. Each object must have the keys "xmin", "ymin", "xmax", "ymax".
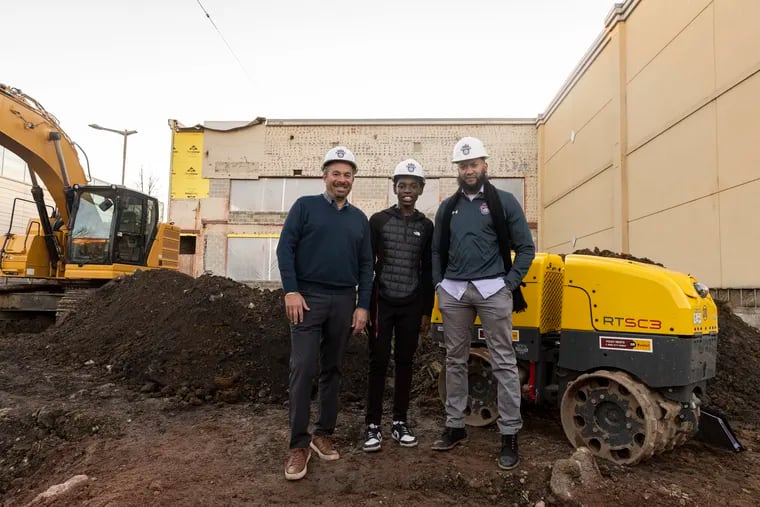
[{"xmin": 276, "ymin": 194, "xmax": 373, "ymax": 309}]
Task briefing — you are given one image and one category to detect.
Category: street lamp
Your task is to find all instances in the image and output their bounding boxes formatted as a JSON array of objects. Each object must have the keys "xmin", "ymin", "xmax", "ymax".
[{"xmin": 88, "ymin": 124, "xmax": 138, "ymax": 186}]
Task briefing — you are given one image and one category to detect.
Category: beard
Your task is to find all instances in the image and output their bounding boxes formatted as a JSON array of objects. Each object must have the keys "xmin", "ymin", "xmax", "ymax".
[{"xmin": 457, "ymin": 172, "xmax": 488, "ymax": 194}]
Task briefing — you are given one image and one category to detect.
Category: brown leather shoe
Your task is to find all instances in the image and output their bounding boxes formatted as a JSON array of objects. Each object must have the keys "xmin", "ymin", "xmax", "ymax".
[
  {"xmin": 284, "ymin": 448, "xmax": 311, "ymax": 481},
  {"xmin": 310, "ymin": 435, "xmax": 340, "ymax": 461}
]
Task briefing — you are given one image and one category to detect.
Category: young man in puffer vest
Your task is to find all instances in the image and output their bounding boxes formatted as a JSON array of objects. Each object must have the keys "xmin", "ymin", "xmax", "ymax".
[{"xmin": 362, "ymin": 159, "xmax": 434, "ymax": 452}]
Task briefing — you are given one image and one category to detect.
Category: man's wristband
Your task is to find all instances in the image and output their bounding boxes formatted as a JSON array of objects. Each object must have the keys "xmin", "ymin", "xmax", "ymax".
[{"xmin": 285, "ymin": 291, "xmax": 299, "ymax": 296}]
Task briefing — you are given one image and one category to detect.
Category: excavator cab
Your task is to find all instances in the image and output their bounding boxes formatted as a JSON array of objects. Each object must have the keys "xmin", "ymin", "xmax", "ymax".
[
  {"xmin": 1, "ymin": 82, "xmax": 179, "ymax": 318},
  {"xmin": 68, "ymin": 186, "xmax": 158, "ymax": 267}
]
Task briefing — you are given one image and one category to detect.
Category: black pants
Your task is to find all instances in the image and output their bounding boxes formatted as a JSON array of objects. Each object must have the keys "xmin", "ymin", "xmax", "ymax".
[
  {"xmin": 288, "ymin": 290, "xmax": 354, "ymax": 449},
  {"xmin": 365, "ymin": 296, "xmax": 421, "ymax": 426}
]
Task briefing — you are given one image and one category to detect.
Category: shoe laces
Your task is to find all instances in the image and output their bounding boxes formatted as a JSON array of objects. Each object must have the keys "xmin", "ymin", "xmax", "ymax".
[
  {"xmin": 393, "ymin": 421, "xmax": 411, "ymax": 436},
  {"xmin": 289, "ymin": 448, "xmax": 307, "ymax": 467},
  {"xmin": 367, "ymin": 424, "xmax": 381, "ymax": 437}
]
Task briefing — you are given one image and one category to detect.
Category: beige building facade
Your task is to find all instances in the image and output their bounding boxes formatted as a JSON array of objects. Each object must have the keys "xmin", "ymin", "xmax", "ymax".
[
  {"xmin": 537, "ymin": 0, "xmax": 759, "ymax": 323},
  {"xmin": 168, "ymin": 119, "xmax": 537, "ymax": 285}
]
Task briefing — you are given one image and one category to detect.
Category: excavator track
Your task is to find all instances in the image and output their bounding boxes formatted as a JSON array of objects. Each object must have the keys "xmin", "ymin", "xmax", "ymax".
[
  {"xmin": 560, "ymin": 370, "xmax": 699, "ymax": 465},
  {"xmin": 55, "ymin": 288, "xmax": 94, "ymax": 324}
]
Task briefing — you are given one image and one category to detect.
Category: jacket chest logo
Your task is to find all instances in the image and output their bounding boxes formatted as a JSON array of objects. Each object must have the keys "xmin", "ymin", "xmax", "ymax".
[{"xmin": 480, "ymin": 203, "xmax": 490, "ymax": 215}]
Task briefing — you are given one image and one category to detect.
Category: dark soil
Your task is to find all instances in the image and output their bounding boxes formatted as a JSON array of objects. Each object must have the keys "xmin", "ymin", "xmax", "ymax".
[
  {"xmin": 572, "ymin": 247, "xmax": 664, "ymax": 266},
  {"xmin": 706, "ymin": 300, "xmax": 760, "ymax": 422},
  {"xmin": 1, "ymin": 264, "xmax": 759, "ymax": 506}
]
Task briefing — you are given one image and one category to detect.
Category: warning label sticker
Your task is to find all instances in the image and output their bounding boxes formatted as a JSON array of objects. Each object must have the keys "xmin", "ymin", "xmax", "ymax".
[
  {"xmin": 599, "ymin": 336, "xmax": 653, "ymax": 353},
  {"xmin": 476, "ymin": 328, "xmax": 520, "ymax": 342}
]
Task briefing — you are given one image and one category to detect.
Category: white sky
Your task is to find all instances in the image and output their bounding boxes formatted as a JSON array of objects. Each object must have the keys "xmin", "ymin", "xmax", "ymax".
[{"xmin": 2, "ymin": 0, "xmax": 617, "ymax": 201}]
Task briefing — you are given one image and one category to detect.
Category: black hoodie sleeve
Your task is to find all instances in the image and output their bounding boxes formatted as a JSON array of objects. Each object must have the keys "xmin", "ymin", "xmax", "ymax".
[
  {"xmin": 369, "ymin": 212, "xmax": 383, "ymax": 276},
  {"xmin": 420, "ymin": 217, "xmax": 434, "ymax": 316}
]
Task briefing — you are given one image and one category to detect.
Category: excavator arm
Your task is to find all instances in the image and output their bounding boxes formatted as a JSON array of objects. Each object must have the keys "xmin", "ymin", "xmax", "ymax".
[
  {"xmin": 0, "ymin": 83, "xmax": 88, "ymax": 226},
  {"xmin": 1, "ymin": 82, "xmax": 178, "ymax": 287}
]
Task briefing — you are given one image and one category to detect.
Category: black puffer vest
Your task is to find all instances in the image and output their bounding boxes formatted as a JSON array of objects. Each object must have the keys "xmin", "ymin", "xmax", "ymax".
[{"xmin": 372, "ymin": 207, "xmax": 433, "ymax": 304}]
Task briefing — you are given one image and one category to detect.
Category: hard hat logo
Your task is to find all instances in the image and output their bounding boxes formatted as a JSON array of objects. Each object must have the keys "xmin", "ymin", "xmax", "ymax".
[
  {"xmin": 393, "ymin": 158, "xmax": 425, "ymax": 181},
  {"xmin": 452, "ymin": 137, "xmax": 488, "ymax": 163},
  {"xmin": 322, "ymin": 145, "xmax": 357, "ymax": 171}
]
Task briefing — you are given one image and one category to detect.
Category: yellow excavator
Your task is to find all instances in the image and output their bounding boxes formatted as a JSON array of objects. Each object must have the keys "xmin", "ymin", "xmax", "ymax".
[
  {"xmin": 0, "ymin": 83, "xmax": 179, "ymax": 317},
  {"xmin": 432, "ymin": 253, "xmax": 741, "ymax": 464}
]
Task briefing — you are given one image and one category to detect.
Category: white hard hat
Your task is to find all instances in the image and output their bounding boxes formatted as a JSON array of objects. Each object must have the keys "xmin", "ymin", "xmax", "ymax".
[
  {"xmin": 393, "ymin": 159, "xmax": 425, "ymax": 181},
  {"xmin": 323, "ymin": 145, "xmax": 357, "ymax": 171},
  {"xmin": 452, "ymin": 137, "xmax": 488, "ymax": 163}
]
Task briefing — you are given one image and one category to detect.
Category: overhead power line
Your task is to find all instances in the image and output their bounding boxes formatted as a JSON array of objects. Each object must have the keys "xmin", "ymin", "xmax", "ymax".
[{"xmin": 195, "ymin": 0, "xmax": 254, "ymax": 84}]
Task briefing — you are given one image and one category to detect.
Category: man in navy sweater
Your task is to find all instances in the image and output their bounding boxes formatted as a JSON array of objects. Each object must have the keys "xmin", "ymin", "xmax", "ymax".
[{"xmin": 276, "ymin": 145, "xmax": 373, "ymax": 481}]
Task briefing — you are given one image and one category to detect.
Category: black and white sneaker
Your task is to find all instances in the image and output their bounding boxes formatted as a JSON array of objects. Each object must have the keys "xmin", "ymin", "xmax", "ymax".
[
  {"xmin": 362, "ymin": 424, "xmax": 382, "ymax": 452},
  {"xmin": 391, "ymin": 421, "xmax": 418, "ymax": 447}
]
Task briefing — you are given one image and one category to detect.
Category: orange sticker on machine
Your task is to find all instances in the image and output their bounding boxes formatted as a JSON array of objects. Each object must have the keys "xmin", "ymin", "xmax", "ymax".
[
  {"xmin": 476, "ymin": 328, "xmax": 520, "ymax": 341},
  {"xmin": 599, "ymin": 336, "xmax": 653, "ymax": 353}
]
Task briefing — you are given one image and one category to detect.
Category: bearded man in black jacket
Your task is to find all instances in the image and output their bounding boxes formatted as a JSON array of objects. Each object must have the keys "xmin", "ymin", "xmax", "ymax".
[
  {"xmin": 431, "ymin": 136, "xmax": 535, "ymax": 470},
  {"xmin": 362, "ymin": 158, "xmax": 434, "ymax": 453}
]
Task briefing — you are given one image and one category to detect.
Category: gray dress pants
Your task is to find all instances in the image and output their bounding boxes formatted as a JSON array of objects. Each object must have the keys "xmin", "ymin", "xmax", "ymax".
[{"xmin": 437, "ymin": 283, "xmax": 522, "ymax": 435}]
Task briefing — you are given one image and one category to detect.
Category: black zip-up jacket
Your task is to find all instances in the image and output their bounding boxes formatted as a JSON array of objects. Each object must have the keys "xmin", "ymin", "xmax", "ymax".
[{"xmin": 369, "ymin": 206, "xmax": 434, "ymax": 315}]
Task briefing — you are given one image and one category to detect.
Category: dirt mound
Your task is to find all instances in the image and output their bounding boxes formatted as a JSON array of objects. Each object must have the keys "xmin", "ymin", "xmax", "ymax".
[
  {"xmin": 39, "ymin": 269, "xmax": 440, "ymax": 409},
  {"xmin": 706, "ymin": 301, "xmax": 760, "ymax": 423},
  {"xmin": 572, "ymin": 247, "xmax": 664, "ymax": 266},
  {"xmin": 44, "ymin": 270, "xmax": 298, "ymax": 405}
]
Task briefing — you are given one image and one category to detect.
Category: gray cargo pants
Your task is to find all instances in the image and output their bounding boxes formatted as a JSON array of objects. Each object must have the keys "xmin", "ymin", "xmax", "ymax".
[{"xmin": 438, "ymin": 283, "xmax": 522, "ymax": 435}]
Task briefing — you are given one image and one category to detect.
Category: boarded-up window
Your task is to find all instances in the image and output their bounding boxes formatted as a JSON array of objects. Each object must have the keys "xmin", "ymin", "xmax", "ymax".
[
  {"xmin": 227, "ymin": 237, "xmax": 280, "ymax": 282},
  {"xmin": 230, "ymin": 179, "xmax": 324, "ymax": 212},
  {"xmin": 490, "ymin": 178, "xmax": 525, "ymax": 209}
]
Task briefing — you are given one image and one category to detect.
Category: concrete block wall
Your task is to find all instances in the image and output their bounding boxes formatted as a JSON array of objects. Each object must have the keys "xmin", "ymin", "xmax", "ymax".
[
  {"xmin": 202, "ymin": 230, "xmax": 227, "ymax": 275},
  {"xmin": 712, "ymin": 288, "xmax": 760, "ymax": 329},
  {"xmin": 262, "ymin": 121, "xmax": 538, "ymax": 222}
]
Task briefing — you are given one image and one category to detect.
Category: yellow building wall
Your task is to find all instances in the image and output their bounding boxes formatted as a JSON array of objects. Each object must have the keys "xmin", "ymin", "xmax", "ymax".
[
  {"xmin": 627, "ymin": 105, "xmax": 718, "ymax": 222},
  {"xmin": 715, "ymin": 72, "xmax": 760, "ymax": 190},
  {"xmin": 542, "ymin": 169, "xmax": 615, "ymax": 251},
  {"xmin": 539, "ymin": 0, "xmax": 760, "ymax": 288},
  {"xmin": 719, "ymin": 180, "xmax": 760, "ymax": 287},
  {"xmin": 626, "ymin": 4, "xmax": 715, "ymax": 150},
  {"xmin": 628, "ymin": 196, "xmax": 721, "ymax": 281},
  {"xmin": 540, "ymin": 33, "xmax": 619, "ymax": 251},
  {"xmin": 713, "ymin": 0, "xmax": 760, "ymax": 90}
]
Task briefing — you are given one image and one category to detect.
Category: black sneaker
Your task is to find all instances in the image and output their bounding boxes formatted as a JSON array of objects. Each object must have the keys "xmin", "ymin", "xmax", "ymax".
[
  {"xmin": 391, "ymin": 421, "xmax": 418, "ymax": 448},
  {"xmin": 498, "ymin": 433, "xmax": 519, "ymax": 470},
  {"xmin": 431, "ymin": 427, "xmax": 468, "ymax": 451},
  {"xmin": 362, "ymin": 424, "xmax": 382, "ymax": 452}
]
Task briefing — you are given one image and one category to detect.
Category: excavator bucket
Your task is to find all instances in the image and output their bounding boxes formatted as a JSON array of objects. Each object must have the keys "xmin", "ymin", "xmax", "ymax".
[{"xmin": 697, "ymin": 407, "xmax": 744, "ymax": 452}]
